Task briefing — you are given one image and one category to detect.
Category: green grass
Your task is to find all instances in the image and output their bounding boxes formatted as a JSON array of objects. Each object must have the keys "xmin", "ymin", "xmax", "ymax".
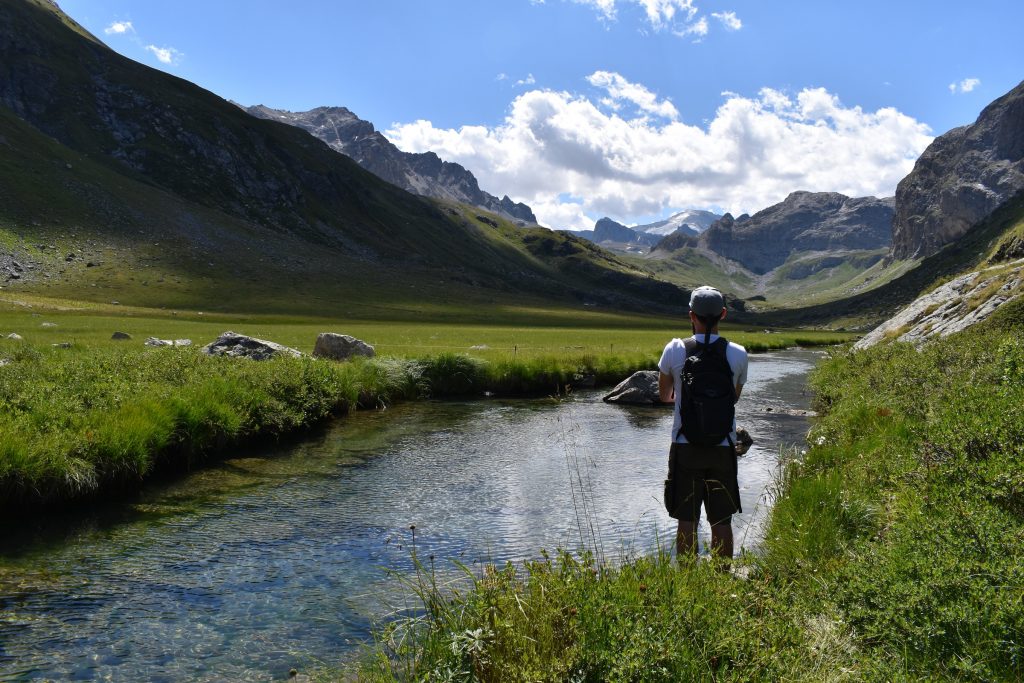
[
  {"xmin": 0, "ymin": 293, "xmax": 850, "ymax": 509},
  {"xmin": 0, "ymin": 293, "xmax": 854, "ymax": 359},
  {"xmin": 349, "ymin": 298, "xmax": 1024, "ymax": 682}
]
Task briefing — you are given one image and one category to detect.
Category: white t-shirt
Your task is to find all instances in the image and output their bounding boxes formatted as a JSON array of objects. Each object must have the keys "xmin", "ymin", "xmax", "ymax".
[{"xmin": 658, "ymin": 334, "xmax": 748, "ymax": 445}]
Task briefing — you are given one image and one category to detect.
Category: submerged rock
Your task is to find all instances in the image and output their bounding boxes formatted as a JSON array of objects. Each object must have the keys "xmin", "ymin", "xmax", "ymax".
[
  {"xmin": 202, "ymin": 331, "xmax": 302, "ymax": 360},
  {"xmin": 603, "ymin": 370, "xmax": 661, "ymax": 405},
  {"xmin": 312, "ymin": 332, "xmax": 375, "ymax": 360},
  {"xmin": 735, "ymin": 427, "xmax": 754, "ymax": 456}
]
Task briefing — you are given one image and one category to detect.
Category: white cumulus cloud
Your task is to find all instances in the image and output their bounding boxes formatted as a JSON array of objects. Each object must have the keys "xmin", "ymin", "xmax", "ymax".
[
  {"xmin": 949, "ymin": 78, "xmax": 981, "ymax": 94},
  {"xmin": 145, "ymin": 45, "xmax": 183, "ymax": 65},
  {"xmin": 566, "ymin": 0, "xmax": 735, "ymax": 38},
  {"xmin": 384, "ymin": 80, "xmax": 933, "ymax": 231},
  {"xmin": 104, "ymin": 21, "xmax": 134, "ymax": 35},
  {"xmin": 711, "ymin": 11, "xmax": 741, "ymax": 30},
  {"xmin": 587, "ymin": 70, "xmax": 678, "ymax": 119}
]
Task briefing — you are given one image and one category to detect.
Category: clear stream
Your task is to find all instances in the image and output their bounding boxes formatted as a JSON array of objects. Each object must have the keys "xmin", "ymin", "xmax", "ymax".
[{"xmin": 0, "ymin": 348, "xmax": 821, "ymax": 682}]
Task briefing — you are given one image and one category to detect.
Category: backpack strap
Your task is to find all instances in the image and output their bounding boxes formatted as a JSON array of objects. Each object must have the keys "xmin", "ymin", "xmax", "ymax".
[{"xmin": 683, "ymin": 337, "xmax": 698, "ymax": 358}]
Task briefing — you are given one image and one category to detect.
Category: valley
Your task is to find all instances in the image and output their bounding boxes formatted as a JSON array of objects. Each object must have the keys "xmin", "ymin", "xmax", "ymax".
[{"xmin": 1, "ymin": 0, "xmax": 1024, "ymax": 680}]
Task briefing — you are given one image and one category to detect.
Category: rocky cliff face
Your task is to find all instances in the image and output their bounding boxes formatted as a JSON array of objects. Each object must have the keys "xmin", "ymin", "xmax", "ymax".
[
  {"xmin": 891, "ymin": 80, "xmax": 1024, "ymax": 259},
  {"xmin": 686, "ymin": 192, "xmax": 893, "ymax": 274},
  {"xmin": 854, "ymin": 260, "xmax": 1024, "ymax": 348},
  {"xmin": 246, "ymin": 105, "xmax": 536, "ymax": 224}
]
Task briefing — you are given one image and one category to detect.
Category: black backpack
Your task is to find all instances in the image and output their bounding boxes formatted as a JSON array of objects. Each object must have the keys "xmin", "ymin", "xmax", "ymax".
[{"xmin": 677, "ymin": 337, "xmax": 737, "ymax": 447}]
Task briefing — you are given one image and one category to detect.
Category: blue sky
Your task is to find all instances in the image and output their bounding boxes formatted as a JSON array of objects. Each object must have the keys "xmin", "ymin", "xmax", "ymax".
[{"xmin": 60, "ymin": 0, "xmax": 1024, "ymax": 229}]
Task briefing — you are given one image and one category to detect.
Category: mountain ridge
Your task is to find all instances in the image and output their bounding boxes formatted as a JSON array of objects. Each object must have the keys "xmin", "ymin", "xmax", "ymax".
[
  {"xmin": 245, "ymin": 104, "xmax": 537, "ymax": 224},
  {"xmin": 891, "ymin": 79, "xmax": 1024, "ymax": 259},
  {"xmin": 0, "ymin": 0, "xmax": 688, "ymax": 317}
]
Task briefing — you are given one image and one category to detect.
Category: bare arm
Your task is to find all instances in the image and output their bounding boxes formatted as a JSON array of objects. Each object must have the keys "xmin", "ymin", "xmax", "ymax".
[
  {"xmin": 659, "ymin": 372, "xmax": 674, "ymax": 403},
  {"xmin": 735, "ymin": 383, "xmax": 743, "ymax": 400}
]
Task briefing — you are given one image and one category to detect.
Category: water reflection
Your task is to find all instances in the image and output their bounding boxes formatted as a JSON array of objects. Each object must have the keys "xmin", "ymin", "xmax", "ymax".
[{"xmin": 0, "ymin": 349, "xmax": 821, "ymax": 681}]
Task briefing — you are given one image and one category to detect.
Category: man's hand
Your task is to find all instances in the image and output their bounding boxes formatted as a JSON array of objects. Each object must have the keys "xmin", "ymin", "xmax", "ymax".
[{"xmin": 658, "ymin": 372, "xmax": 674, "ymax": 403}]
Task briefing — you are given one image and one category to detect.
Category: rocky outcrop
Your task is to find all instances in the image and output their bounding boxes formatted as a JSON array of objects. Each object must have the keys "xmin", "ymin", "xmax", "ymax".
[
  {"xmin": 854, "ymin": 260, "xmax": 1024, "ymax": 348},
  {"xmin": 245, "ymin": 105, "xmax": 536, "ymax": 224},
  {"xmin": 689, "ymin": 192, "xmax": 894, "ymax": 274},
  {"xmin": 312, "ymin": 333, "xmax": 375, "ymax": 360},
  {"xmin": 201, "ymin": 331, "xmax": 302, "ymax": 360},
  {"xmin": 145, "ymin": 337, "xmax": 191, "ymax": 347},
  {"xmin": 891, "ymin": 80, "xmax": 1024, "ymax": 259},
  {"xmin": 602, "ymin": 370, "xmax": 662, "ymax": 404}
]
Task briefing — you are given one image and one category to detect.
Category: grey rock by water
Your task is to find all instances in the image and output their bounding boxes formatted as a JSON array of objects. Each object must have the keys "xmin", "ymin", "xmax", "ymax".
[
  {"xmin": 312, "ymin": 332, "xmax": 375, "ymax": 360},
  {"xmin": 202, "ymin": 331, "xmax": 302, "ymax": 360},
  {"xmin": 602, "ymin": 371, "xmax": 662, "ymax": 405},
  {"xmin": 855, "ymin": 260, "xmax": 1024, "ymax": 348},
  {"xmin": 891, "ymin": 80, "xmax": 1024, "ymax": 259}
]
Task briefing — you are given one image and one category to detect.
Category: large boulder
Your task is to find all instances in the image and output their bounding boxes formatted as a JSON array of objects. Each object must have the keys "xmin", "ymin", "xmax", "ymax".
[
  {"xmin": 202, "ymin": 331, "xmax": 302, "ymax": 360},
  {"xmin": 312, "ymin": 332, "xmax": 375, "ymax": 360},
  {"xmin": 603, "ymin": 370, "xmax": 662, "ymax": 405}
]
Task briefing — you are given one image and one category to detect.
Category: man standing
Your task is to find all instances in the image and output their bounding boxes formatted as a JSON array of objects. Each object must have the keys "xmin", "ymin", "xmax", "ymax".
[{"xmin": 658, "ymin": 286, "xmax": 748, "ymax": 560}]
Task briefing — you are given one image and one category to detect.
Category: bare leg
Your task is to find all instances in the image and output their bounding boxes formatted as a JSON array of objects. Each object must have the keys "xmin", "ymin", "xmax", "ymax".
[
  {"xmin": 676, "ymin": 520, "xmax": 697, "ymax": 557},
  {"xmin": 710, "ymin": 522, "xmax": 733, "ymax": 560}
]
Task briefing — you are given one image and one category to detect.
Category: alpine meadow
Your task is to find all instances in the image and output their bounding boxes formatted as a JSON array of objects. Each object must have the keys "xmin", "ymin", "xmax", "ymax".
[{"xmin": 1, "ymin": 1, "xmax": 1023, "ymax": 680}]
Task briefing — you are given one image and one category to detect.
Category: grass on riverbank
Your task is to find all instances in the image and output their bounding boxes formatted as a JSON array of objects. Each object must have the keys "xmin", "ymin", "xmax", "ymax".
[
  {"xmin": 353, "ymin": 300, "xmax": 1024, "ymax": 681},
  {"xmin": 0, "ymin": 345, "xmax": 640, "ymax": 508},
  {"xmin": 0, "ymin": 297, "xmax": 848, "ymax": 510}
]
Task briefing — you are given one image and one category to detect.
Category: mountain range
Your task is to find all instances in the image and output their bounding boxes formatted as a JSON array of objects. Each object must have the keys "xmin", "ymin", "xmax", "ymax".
[
  {"xmin": 245, "ymin": 105, "xmax": 537, "ymax": 224},
  {"xmin": 568, "ymin": 209, "xmax": 720, "ymax": 254},
  {"xmin": 1, "ymin": 0, "xmax": 1023, "ymax": 331},
  {"xmin": 0, "ymin": 0, "xmax": 684, "ymax": 318}
]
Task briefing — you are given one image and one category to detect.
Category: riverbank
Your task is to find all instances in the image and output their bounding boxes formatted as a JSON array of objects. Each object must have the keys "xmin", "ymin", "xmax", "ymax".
[
  {"xmin": 355, "ymin": 299, "xmax": 1024, "ymax": 681},
  {"xmin": 0, "ymin": 330, "xmax": 841, "ymax": 510}
]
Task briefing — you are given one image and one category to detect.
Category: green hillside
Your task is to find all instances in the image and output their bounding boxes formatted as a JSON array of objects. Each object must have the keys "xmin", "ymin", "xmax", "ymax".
[{"xmin": 0, "ymin": 0, "xmax": 687, "ymax": 318}]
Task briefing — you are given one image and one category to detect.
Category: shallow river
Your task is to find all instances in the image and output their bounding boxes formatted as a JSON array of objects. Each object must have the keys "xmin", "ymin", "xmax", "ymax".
[{"xmin": 0, "ymin": 348, "xmax": 820, "ymax": 681}]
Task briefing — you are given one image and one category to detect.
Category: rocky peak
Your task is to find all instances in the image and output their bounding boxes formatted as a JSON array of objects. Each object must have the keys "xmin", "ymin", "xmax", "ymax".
[
  {"xmin": 891, "ymin": 80, "xmax": 1024, "ymax": 259},
  {"xmin": 246, "ymin": 104, "xmax": 537, "ymax": 224},
  {"xmin": 694, "ymin": 192, "xmax": 894, "ymax": 274}
]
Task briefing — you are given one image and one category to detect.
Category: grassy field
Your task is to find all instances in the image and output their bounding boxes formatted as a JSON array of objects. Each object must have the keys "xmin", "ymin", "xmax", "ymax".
[
  {"xmin": 0, "ymin": 293, "xmax": 852, "ymax": 358},
  {"xmin": 352, "ymin": 297, "xmax": 1024, "ymax": 682},
  {"xmin": 0, "ymin": 293, "xmax": 852, "ymax": 510}
]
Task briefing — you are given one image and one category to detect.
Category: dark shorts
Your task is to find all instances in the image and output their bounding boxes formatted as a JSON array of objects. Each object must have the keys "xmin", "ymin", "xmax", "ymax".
[{"xmin": 664, "ymin": 442, "xmax": 741, "ymax": 525}]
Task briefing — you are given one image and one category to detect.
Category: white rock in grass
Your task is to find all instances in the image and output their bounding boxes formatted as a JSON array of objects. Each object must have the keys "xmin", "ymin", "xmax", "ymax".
[{"xmin": 312, "ymin": 333, "xmax": 375, "ymax": 361}]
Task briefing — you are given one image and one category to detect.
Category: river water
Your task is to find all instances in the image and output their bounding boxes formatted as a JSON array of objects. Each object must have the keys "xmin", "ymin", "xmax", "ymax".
[{"xmin": 0, "ymin": 348, "xmax": 820, "ymax": 681}]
